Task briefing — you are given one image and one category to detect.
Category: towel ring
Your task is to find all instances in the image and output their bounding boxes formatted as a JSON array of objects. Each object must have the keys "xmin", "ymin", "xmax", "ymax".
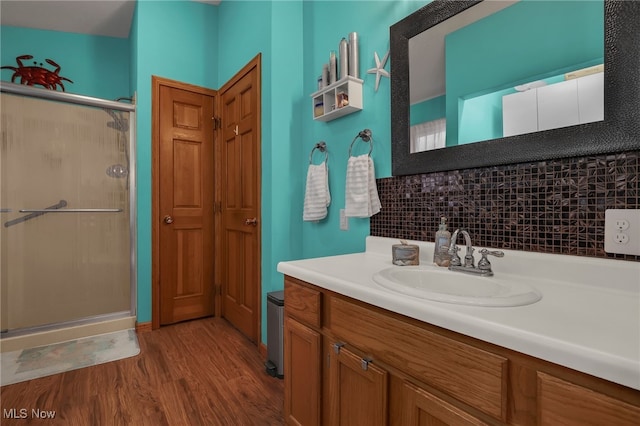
[
  {"xmin": 309, "ymin": 141, "xmax": 328, "ymax": 164},
  {"xmin": 348, "ymin": 129, "xmax": 374, "ymax": 157}
]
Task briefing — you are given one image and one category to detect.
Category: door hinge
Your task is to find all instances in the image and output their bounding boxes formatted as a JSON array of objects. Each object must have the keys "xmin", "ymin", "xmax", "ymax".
[{"xmin": 212, "ymin": 116, "xmax": 221, "ymax": 130}]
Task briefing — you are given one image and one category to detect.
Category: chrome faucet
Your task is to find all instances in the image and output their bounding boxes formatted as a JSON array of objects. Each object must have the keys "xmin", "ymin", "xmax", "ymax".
[
  {"xmin": 448, "ymin": 229, "xmax": 504, "ymax": 277},
  {"xmin": 449, "ymin": 229, "xmax": 474, "ymax": 267}
]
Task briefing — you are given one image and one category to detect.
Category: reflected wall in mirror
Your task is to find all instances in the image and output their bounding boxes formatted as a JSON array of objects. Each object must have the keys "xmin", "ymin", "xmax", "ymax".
[
  {"xmin": 409, "ymin": 0, "xmax": 604, "ymax": 152},
  {"xmin": 390, "ymin": 0, "xmax": 640, "ymax": 176}
]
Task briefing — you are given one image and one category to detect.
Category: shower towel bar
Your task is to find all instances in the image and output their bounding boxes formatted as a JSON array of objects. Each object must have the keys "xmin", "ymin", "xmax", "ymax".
[
  {"xmin": 4, "ymin": 200, "xmax": 121, "ymax": 228},
  {"xmin": 4, "ymin": 199, "xmax": 67, "ymax": 227}
]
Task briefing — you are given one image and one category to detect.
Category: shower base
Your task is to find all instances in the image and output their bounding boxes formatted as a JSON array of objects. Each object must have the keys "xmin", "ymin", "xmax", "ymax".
[{"xmin": 0, "ymin": 314, "xmax": 136, "ymax": 353}]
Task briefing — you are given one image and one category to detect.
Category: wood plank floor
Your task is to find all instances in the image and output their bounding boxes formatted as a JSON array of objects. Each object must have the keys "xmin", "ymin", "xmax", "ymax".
[{"xmin": 1, "ymin": 318, "xmax": 284, "ymax": 425}]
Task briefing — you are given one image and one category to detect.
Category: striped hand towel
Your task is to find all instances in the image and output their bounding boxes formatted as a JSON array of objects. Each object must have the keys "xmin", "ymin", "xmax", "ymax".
[
  {"xmin": 345, "ymin": 155, "xmax": 381, "ymax": 218},
  {"xmin": 303, "ymin": 161, "xmax": 331, "ymax": 221}
]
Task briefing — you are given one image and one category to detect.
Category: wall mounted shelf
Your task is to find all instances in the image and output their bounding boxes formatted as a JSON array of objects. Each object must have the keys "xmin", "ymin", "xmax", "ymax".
[{"xmin": 311, "ymin": 76, "xmax": 363, "ymax": 122}]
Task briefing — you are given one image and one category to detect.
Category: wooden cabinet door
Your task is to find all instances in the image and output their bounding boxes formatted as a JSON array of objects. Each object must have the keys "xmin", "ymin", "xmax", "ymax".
[
  {"xmin": 537, "ymin": 372, "xmax": 640, "ymax": 426},
  {"xmin": 329, "ymin": 343, "xmax": 388, "ymax": 425},
  {"xmin": 401, "ymin": 381, "xmax": 490, "ymax": 426},
  {"xmin": 284, "ymin": 317, "xmax": 321, "ymax": 426}
]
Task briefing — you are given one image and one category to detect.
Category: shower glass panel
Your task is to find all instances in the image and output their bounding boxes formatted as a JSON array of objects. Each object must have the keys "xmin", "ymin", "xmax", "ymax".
[{"xmin": 0, "ymin": 91, "xmax": 134, "ymax": 333}]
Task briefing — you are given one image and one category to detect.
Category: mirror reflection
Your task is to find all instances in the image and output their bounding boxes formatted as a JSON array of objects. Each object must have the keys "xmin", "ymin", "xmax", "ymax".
[{"xmin": 408, "ymin": 0, "xmax": 604, "ymax": 153}]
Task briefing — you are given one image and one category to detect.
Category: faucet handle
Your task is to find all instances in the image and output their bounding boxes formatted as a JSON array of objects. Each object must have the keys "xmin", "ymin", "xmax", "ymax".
[
  {"xmin": 478, "ymin": 249, "xmax": 504, "ymax": 272},
  {"xmin": 480, "ymin": 249, "xmax": 504, "ymax": 258}
]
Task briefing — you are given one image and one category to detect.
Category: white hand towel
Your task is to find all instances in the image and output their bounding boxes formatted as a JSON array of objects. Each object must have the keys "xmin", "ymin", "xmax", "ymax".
[
  {"xmin": 303, "ymin": 162, "xmax": 331, "ymax": 221},
  {"xmin": 345, "ymin": 155, "xmax": 381, "ymax": 218},
  {"xmin": 367, "ymin": 156, "xmax": 381, "ymax": 216}
]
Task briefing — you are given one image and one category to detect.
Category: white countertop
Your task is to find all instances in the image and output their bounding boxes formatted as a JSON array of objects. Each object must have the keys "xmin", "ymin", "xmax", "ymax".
[{"xmin": 277, "ymin": 236, "xmax": 640, "ymax": 390}]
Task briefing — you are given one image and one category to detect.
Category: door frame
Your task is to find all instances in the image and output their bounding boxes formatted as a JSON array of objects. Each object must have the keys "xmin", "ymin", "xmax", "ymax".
[
  {"xmin": 217, "ymin": 54, "xmax": 262, "ymax": 345},
  {"xmin": 151, "ymin": 76, "xmax": 218, "ymax": 330}
]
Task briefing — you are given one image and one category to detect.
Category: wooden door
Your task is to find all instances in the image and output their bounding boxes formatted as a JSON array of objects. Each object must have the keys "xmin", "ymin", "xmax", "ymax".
[
  {"xmin": 400, "ymin": 381, "xmax": 489, "ymax": 426},
  {"xmin": 330, "ymin": 344, "xmax": 388, "ymax": 425},
  {"xmin": 284, "ymin": 317, "xmax": 322, "ymax": 426},
  {"xmin": 218, "ymin": 55, "xmax": 261, "ymax": 343},
  {"xmin": 153, "ymin": 76, "xmax": 216, "ymax": 327}
]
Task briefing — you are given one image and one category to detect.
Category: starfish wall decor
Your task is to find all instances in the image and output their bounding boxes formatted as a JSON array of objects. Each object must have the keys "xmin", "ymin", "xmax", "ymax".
[{"xmin": 367, "ymin": 50, "xmax": 390, "ymax": 92}]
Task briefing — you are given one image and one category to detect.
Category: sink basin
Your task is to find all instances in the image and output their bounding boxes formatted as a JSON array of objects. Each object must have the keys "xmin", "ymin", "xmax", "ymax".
[{"xmin": 372, "ymin": 266, "xmax": 542, "ymax": 307}]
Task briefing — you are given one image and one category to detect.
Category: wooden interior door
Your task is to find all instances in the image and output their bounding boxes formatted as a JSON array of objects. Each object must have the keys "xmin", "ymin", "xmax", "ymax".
[
  {"xmin": 219, "ymin": 55, "xmax": 261, "ymax": 343},
  {"xmin": 153, "ymin": 76, "xmax": 216, "ymax": 327}
]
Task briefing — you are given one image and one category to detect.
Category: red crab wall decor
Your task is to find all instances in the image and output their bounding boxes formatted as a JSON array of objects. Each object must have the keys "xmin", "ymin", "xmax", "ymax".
[{"xmin": 1, "ymin": 55, "xmax": 73, "ymax": 91}]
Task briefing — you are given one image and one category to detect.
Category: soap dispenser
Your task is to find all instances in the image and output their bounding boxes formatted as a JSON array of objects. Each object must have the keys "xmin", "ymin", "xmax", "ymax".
[{"xmin": 433, "ymin": 217, "xmax": 452, "ymax": 267}]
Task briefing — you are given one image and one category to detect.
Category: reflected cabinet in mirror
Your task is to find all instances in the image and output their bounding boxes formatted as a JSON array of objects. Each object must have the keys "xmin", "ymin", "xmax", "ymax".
[{"xmin": 390, "ymin": 0, "xmax": 640, "ymax": 176}]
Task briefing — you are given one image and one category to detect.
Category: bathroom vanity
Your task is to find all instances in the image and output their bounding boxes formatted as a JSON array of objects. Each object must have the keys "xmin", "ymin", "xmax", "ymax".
[{"xmin": 277, "ymin": 237, "xmax": 640, "ymax": 425}]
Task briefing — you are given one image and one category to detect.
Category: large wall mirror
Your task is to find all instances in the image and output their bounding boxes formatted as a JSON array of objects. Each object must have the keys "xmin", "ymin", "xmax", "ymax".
[{"xmin": 390, "ymin": 0, "xmax": 640, "ymax": 176}]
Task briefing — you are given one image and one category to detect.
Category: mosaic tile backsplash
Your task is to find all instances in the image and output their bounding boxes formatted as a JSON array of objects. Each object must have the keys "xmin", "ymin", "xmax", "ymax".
[{"xmin": 371, "ymin": 151, "xmax": 639, "ymax": 261}]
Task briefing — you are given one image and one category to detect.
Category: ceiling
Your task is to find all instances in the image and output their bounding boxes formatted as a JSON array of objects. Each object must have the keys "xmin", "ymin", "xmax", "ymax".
[{"xmin": 0, "ymin": 0, "xmax": 221, "ymax": 39}]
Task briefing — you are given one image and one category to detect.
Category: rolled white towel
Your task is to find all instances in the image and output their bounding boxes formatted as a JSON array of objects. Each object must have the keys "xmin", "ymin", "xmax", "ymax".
[{"xmin": 303, "ymin": 162, "xmax": 331, "ymax": 221}]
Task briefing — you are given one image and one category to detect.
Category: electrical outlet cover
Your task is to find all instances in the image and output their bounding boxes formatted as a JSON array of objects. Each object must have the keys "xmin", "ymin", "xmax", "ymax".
[
  {"xmin": 340, "ymin": 209, "xmax": 349, "ymax": 231},
  {"xmin": 604, "ymin": 209, "xmax": 640, "ymax": 255}
]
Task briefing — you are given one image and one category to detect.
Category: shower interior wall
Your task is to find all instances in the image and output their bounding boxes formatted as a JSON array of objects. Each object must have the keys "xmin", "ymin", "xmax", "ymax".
[{"xmin": 0, "ymin": 93, "xmax": 133, "ymax": 333}]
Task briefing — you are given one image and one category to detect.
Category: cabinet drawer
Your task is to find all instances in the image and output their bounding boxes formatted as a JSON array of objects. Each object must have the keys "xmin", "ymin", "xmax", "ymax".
[
  {"xmin": 329, "ymin": 297, "xmax": 507, "ymax": 421},
  {"xmin": 538, "ymin": 372, "xmax": 640, "ymax": 426},
  {"xmin": 402, "ymin": 381, "xmax": 490, "ymax": 426},
  {"xmin": 284, "ymin": 277, "xmax": 321, "ymax": 328}
]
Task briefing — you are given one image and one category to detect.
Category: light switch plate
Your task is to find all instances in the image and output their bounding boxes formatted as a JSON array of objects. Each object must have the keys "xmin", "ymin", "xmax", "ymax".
[
  {"xmin": 340, "ymin": 209, "xmax": 348, "ymax": 231},
  {"xmin": 604, "ymin": 209, "xmax": 640, "ymax": 255}
]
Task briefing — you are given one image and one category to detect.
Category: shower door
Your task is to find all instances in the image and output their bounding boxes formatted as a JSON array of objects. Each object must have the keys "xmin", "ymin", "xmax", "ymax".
[{"xmin": 0, "ymin": 89, "xmax": 135, "ymax": 333}]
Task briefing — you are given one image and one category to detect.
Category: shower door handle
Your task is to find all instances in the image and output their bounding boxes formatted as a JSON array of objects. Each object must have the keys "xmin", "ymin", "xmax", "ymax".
[{"xmin": 163, "ymin": 215, "xmax": 174, "ymax": 224}]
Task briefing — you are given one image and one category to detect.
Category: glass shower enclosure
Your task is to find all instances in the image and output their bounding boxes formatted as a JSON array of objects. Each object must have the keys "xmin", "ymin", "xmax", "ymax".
[{"xmin": 0, "ymin": 82, "xmax": 136, "ymax": 336}]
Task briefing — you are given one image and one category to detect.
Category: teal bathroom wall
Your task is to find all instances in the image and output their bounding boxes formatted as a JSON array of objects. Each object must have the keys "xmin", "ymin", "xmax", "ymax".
[
  {"xmin": 1, "ymin": 0, "xmax": 426, "ymax": 344},
  {"xmin": 0, "ymin": 26, "xmax": 129, "ymax": 100},
  {"xmin": 132, "ymin": 0, "xmax": 218, "ymax": 323},
  {"xmin": 445, "ymin": 0, "xmax": 604, "ymax": 145},
  {"xmin": 2, "ymin": 1, "xmax": 219, "ymax": 326},
  {"xmin": 216, "ymin": 0, "xmax": 426, "ymax": 342},
  {"xmin": 217, "ymin": 0, "xmax": 305, "ymax": 343},
  {"xmin": 300, "ymin": 0, "xmax": 426, "ymax": 260},
  {"xmin": 410, "ymin": 95, "xmax": 446, "ymax": 126}
]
